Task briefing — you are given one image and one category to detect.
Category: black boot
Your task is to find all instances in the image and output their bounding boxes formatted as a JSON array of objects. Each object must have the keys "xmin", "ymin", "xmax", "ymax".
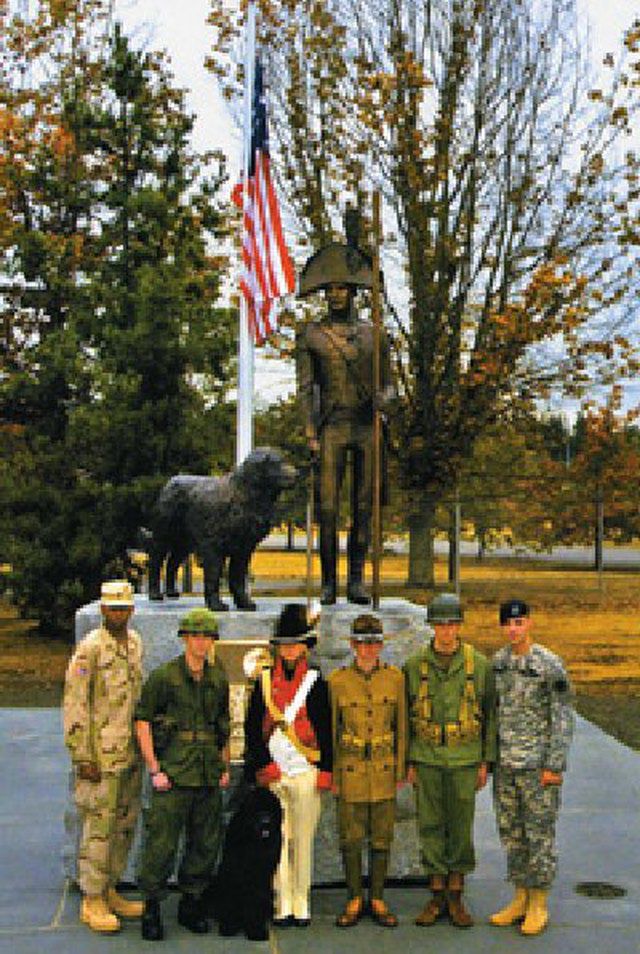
[
  {"xmin": 177, "ymin": 895, "xmax": 210, "ymax": 934},
  {"xmin": 141, "ymin": 899, "xmax": 164, "ymax": 941},
  {"xmin": 346, "ymin": 579, "xmax": 370, "ymax": 604},
  {"xmin": 320, "ymin": 516, "xmax": 338, "ymax": 604}
]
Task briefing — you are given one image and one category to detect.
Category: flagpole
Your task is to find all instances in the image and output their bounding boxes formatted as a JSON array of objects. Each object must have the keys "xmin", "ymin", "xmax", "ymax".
[{"xmin": 237, "ymin": 0, "xmax": 256, "ymax": 466}]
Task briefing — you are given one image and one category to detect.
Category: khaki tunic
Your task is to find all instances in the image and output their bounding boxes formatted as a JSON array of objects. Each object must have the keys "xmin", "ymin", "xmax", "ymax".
[
  {"xmin": 63, "ymin": 627, "xmax": 143, "ymax": 771},
  {"xmin": 329, "ymin": 663, "xmax": 406, "ymax": 803}
]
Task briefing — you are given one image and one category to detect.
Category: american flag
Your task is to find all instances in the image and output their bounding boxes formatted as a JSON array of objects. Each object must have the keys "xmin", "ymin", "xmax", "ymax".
[{"xmin": 233, "ymin": 57, "xmax": 295, "ymax": 344}]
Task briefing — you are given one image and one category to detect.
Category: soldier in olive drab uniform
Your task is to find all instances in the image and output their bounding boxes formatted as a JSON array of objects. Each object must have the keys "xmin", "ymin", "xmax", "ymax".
[
  {"xmin": 64, "ymin": 580, "xmax": 144, "ymax": 934},
  {"xmin": 329, "ymin": 614, "xmax": 406, "ymax": 928},
  {"xmin": 404, "ymin": 593, "xmax": 496, "ymax": 928},
  {"xmin": 296, "ymin": 221, "xmax": 392, "ymax": 606},
  {"xmin": 490, "ymin": 600, "xmax": 574, "ymax": 936},
  {"xmin": 136, "ymin": 608, "xmax": 230, "ymax": 941}
]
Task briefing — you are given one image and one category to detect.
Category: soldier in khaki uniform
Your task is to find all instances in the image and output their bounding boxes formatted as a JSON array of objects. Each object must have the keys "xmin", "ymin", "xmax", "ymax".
[
  {"xmin": 329, "ymin": 614, "xmax": 406, "ymax": 928},
  {"xmin": 63, "ymin": 580, "xmax": 144, "ymax": 934},
  {"xmin": 404, "ymin": 593, "xmax": 496, "ymax": 929}
]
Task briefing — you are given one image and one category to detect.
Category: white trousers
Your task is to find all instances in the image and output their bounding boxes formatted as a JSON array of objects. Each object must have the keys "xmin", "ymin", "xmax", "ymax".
[{"xmin": 271, "ymin": 767, "xmax": 320, "ymax": 919}]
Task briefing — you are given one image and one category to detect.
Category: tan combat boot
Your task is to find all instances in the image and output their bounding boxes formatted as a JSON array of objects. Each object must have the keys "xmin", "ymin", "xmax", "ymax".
[
  {"xmin": 80, "ymin": 895, "xmax": 120, "ymax": 933},
  {"xmin": 106, "ymin": 887, "xmax": 144, "ymax": 918},
  {"xmin": 490, "ymin": 887, "xmax": 528, "ymax": 926},
  {"xmin": 520, "ymin": 888, "xmax": 549, "ymax": 936}
]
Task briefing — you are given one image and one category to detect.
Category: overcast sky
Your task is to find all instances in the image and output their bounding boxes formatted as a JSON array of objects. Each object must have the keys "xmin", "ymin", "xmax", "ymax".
[{"xmin": 114, "ymin": 0, "xmax": 639, "ymax": 410}]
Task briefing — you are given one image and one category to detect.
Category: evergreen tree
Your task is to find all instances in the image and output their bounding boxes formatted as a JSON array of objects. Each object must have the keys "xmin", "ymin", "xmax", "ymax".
[{"xmin": 1, "ymin": 5, "xmax": 236, "ymax": 635}]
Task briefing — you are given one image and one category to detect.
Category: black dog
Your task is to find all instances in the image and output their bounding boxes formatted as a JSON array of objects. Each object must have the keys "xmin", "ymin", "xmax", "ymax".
[
  {"xmin": 147, "ymin": 447, "xmax": 296, "ymax": 611},
  {"xmin": 208, "ymin": 786, "xmax": 282, "ymax": 941}
]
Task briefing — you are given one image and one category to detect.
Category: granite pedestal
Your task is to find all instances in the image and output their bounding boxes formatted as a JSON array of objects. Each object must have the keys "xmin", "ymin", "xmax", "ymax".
[{"xmin": 65, "ymin": 596, "xmax": 432, "ymax": 885}]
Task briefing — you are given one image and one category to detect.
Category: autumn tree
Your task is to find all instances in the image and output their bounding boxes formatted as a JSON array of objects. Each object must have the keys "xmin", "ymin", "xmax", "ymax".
[
  {"xmin": 1, "ymin": 4, "xmax": 235, "ymax": 634},
  {"xmin": 209, "ymin": 0, "xmax": 638, "ymax": 585}
]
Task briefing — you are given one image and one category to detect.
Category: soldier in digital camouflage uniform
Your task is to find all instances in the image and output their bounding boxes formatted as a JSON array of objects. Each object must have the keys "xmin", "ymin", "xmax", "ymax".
[
  {"xmin": 63, "ymin": 580, "xmax": 144, "ymax": 934},
  {"xmin": 135, "ymin": 608, "xmax": 230, "ymax": 941},
  {"xmin": 490, "ymin": 599, "xmax": 574, "ymax": 936},
  {"xmin": 329, "ymin": 614, "xmax": 406, "ymax": 928},
  {"xmin": 404, "ymin": 593, "xmax": 496, "ymax": 929}
]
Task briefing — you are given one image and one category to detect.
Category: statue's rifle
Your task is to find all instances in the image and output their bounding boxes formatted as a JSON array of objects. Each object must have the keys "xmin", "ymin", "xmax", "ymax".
[
  {"xmin": 306, "ymin": 382, "xmax": 321, "ymax": 611},
  {"xmin": 371, "ymin": 191, "xmax": 382, "ymax": 610}
]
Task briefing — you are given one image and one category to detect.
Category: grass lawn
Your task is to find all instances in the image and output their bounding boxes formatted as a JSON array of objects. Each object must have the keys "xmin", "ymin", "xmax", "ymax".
[{"xmin": 1, "ymin": 551, "xmax": 639, "ymax": 749}]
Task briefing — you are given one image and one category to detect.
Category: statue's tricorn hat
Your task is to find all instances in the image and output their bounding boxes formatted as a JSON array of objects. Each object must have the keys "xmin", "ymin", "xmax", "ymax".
[
  {"xmin": 298, "ymin": 243, "xmax": 374, "ymax": 296},
  {"xmin": 298, "ymin": 206, "xmax": 376, "ymax": 296}
]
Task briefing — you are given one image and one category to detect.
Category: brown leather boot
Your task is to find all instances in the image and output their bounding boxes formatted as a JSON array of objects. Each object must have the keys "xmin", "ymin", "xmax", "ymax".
[
  {"xmin": 415, "ymin": 876, "xmax": 447, "ymax": 926},
  {"xmin": 336, "ymin": 897, "xmax": 363, "ymax": 927},
  {"xmin": 370, "ymin": 899, "xmax": 398, "ymax": 928},
  {"xmin": 447, "ymin": 873, "xmax": 474, "ymax": 928}
]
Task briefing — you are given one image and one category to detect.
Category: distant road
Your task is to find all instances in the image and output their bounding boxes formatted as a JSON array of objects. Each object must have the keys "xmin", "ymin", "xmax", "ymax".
[{"xmin": 260, "ymin": 533, "xmax": 640, "ymax": 568}]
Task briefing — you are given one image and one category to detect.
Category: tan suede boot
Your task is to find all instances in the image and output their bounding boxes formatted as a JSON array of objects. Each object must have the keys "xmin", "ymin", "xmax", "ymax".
[
  {"xmin": 490, "ymin": 887, "xmax": 528, "ymax": 926},
  {"xmin": 106, "ymin": 887, "xmax": 144, "ymax": 918},
  {"xmin": 520, "ymin": 888, "xmax": 549, "ymax": 936},
  {"xmin": 80, "ymin": 896, "xmax": 120, "ymax": 933}
]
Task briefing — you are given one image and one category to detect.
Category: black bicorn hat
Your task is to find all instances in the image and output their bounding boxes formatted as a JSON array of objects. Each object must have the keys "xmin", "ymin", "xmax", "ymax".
[
  {"xmin": 298, "ymin": 206, "xmax": 379, "ymax": 297},
  {"xmin": 499, "ymin": 599, "xmax": 530, "ymax": 625},
  {"xmin": 271, "ymin": 603, "xmax": 318, "ymax": 646}
]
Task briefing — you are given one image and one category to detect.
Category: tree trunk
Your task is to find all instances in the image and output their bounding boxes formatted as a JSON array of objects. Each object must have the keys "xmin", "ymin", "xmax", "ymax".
[
  {"xmin": 286, "ymin": 519, "xmax": 295, "ymax": 551},
  {"xmin": 407, "ymin": 498, "xmax": 436, "ymax": 587}
]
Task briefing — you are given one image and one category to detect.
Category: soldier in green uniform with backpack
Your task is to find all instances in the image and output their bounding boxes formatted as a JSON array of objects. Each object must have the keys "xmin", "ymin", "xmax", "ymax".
[{"xmin": 404, "ymin": 593, "xmax": 496, "ymax": 928}]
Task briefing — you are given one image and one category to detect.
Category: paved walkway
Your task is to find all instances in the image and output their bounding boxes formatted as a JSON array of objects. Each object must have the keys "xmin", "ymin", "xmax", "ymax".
[{"xmin": 0, "ymin": 708, "xmax": 638, "ymax": 953}]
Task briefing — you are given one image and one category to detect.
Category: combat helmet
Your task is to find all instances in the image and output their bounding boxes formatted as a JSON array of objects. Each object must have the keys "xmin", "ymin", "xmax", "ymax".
[
  {"xmin": 427, "ymin": 592, "xmax": 463, "ymax": 624},
  {"xmin": 177, "ymin": 608, "xmax": 219, "ymax": 638}
]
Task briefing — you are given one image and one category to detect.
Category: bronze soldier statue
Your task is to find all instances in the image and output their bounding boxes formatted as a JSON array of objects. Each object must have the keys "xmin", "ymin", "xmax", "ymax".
[{"xmin": 296, "ymin": 214, "xmax": 391, "ymax": 605}]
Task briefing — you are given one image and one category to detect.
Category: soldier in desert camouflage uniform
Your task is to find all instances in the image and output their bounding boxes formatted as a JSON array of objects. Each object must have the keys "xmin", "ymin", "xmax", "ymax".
[
  {"xmin": 490, "ymin": 599, "xmax": 574, "ymax": 936},
  {"xmin": 63, "ymin": 580, "xmax": 143, "ymax": 934}
]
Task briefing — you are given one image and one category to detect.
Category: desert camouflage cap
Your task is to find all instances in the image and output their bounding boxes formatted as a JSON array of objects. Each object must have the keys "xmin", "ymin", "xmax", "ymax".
[
  {"xmin": 178, "ymin": 608, "xmax": 219, "ymax": 637},
  {"xmin": 100, "ymin": 579, "xmax": 134, "ymax": 607}
]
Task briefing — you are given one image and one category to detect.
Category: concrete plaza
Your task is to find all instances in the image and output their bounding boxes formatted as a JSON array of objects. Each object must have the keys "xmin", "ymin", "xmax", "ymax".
[{"xmin": 0, "ymin": 707, "xmax": 637, "ymax": 953}]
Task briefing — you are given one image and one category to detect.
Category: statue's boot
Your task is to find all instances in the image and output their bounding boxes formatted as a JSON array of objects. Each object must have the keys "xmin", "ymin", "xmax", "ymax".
[
  {"xmin": 320, "ymin": 516, "xmax": 337, "ymax": 604},
  {"xmin": 346, "ymin": 579, "xmax": 370, "ymax": 604},
  {"xmin": 347, "ymin": 514, "xmax": 370, "ymax": 604}
]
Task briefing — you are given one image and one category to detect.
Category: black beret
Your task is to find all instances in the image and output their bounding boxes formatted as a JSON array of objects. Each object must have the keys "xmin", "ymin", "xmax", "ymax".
[{"xmin": 499, "ymin": 600, "xmax": 530, "ymax": 625}]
